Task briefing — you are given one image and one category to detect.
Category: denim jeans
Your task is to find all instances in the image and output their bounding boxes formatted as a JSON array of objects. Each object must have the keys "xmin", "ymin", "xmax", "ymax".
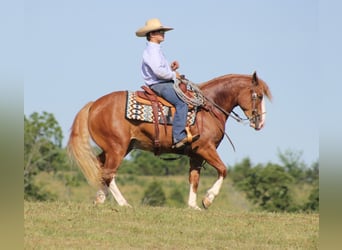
[{"xmin": 150, "ymin": 82, "xmax": 188, "ymax": 143}]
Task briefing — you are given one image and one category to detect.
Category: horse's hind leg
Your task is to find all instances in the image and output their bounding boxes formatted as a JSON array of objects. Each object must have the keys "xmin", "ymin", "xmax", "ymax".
[
  {"xmin": 95, "ymin": 148, "xmax": 131, "ymax": 207},
  {"xmin": 104, "ymin": 150, "xmax": 131, "ymax": 207},
  {"xmin": 108, "ymin": 176, "xmax": 131, "ymax": 207},
  {"xmin": 94, "ymin": 152, "xmax": 108, "ymax": 204}
]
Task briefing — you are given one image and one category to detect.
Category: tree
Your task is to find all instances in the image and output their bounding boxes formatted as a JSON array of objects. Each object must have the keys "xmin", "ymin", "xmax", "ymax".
[
  {"xmin": 230, "ymin": 157, "xmax": 253, "ymax": 183},
  {"xmin": 24, "ymin": 112, "xmax": 66, "ymax": 200},
  {"xmin": 235, "ymin": 163, "xmax": 294, "ymax": 212},
  {"xmin": 303, "ymin": 161, "xmax": 319, "ymax": 211},
  {"xmin": 304, "ymin": 161, "xmax": 319, "ymax": 184},
  {"xmin": 304, "ymin": 186, "xmax": 319, "ymax": 211},
  {"xmin": 278, "ymin": 149, "xmax": 306, "ymax": 182}
]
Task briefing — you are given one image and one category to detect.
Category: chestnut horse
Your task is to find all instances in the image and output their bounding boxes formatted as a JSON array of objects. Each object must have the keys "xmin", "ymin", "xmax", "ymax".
[{"xmin": 68, "ymin": 72, "xmax": 272, "ymax": 210}]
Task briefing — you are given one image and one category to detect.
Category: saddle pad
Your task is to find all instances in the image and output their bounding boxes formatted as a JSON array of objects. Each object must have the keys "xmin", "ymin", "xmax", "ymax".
[{"xmin": 125, "ymin": 91, "xmax": 196, "ymax": 125}]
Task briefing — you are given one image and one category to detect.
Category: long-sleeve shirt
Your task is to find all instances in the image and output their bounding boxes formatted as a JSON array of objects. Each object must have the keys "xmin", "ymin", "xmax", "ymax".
[{"xmin": 141, "ymin": 42, "xmax": 176, "ymax": 86}]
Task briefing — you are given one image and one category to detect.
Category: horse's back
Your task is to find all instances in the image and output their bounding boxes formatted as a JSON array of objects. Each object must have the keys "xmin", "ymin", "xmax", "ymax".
[
  {"xmin": 89, "ymin": 90, "xmax": 128, "ymax": 122},
  {"xmin": 91, "ymin": 90, "xmax": 127, "ymax": 110}
]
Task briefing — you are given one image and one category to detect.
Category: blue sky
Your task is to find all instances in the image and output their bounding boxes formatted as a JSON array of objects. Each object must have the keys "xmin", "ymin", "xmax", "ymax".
[{"xmin": 24, "ymin": 0, "xmax": 321, "ymax": 166}]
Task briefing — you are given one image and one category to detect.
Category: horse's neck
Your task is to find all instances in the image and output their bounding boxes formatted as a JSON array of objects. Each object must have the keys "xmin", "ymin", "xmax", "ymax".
[{"xmin": 202, "ymin": 79, "xmax": 240, "ymax": 114}]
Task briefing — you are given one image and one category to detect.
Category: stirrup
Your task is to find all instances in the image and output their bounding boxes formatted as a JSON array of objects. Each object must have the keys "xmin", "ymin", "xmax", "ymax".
[{"xmin": 171, "ymin": 133, "xmax": 200, "ymax": 149}]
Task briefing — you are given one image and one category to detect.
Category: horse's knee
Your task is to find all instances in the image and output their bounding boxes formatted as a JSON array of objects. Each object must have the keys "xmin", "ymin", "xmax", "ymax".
[
  {"xmin": 191, "ymin": 179, "xmax": 199, "ymax": 191},
  {"xmin": 189, "ymin": 165, "xmax": 201, "ymax": 179}
]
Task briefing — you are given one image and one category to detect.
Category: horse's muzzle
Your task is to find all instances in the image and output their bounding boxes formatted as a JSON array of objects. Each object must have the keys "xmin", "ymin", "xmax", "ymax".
[{"xmin": 249, "ymin": 116, "xmax": 264, "ymax": 130}]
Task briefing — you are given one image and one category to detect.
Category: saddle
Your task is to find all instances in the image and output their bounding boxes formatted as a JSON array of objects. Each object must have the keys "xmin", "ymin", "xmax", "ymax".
[{"xmin": 135, "ymin": 83, "xmax": 195, "ymax": 155}]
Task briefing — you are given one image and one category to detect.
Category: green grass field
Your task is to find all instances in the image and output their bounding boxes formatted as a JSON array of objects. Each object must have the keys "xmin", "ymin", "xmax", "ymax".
[
  {"xmin": 25, "ymin": 202, "xmax": 318, "ymax": 249},
  {"xmin": 25, "ymin": 175, "xmax": 318, "ymax": 249}
]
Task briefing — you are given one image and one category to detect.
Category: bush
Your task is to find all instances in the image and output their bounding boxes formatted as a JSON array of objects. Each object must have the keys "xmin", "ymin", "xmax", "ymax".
[
  {"xmin": 235, "ymin": 163, "xmax": 294, "ymax": 212},
  {"xmin": 168, "ymin": 187, "xmax": 185, "ymax": 207},
  {"xmin": 303, "ymin": 185, "xmax": 319, "ymax": 211},
  {"xmin": 141, "ymin": 181, "xmax": 166, "ymax": 207}
]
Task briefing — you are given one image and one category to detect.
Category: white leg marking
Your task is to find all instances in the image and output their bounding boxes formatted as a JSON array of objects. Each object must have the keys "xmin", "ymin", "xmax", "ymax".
[
  {"xmin": 202, "ymin": 176, "xmax": 224, "ymax": 209},
  {"xmin": 207, "ymin": 176, "xmax": 224, "ymax": 196},
  {"xmin": 188, "ymin": 184, "xmax": 201, "ymax": 210},
  {"xmin": 204, "ymin": 176, "xmax": 224, "ymax": 206},
  {"xmin": 108, "ymin": 177, "xmax": 131, "ymax": 207}
]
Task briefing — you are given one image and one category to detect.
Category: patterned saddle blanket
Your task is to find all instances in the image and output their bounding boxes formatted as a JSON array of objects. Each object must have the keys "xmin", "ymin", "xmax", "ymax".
[{"xmin": 125, "ymin": 91, "xmax": 197, "ymax": 125}]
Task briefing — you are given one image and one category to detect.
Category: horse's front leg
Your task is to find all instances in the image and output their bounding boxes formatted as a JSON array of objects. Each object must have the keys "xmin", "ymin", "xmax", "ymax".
[
  {"xmin": 202, "ymin": 176, "xmax": 224, "ymax": 209},
  {"xmin": 199, "ymin": 147, "xmax": 227, "ymax": 209},
  {"xmin": 188, "ymin": 158, "xmax": 203, "ymax": 210}
]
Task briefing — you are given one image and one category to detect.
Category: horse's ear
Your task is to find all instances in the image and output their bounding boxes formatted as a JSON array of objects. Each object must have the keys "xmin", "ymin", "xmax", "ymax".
[{"xmin": 252, "ymin": 71, "xmax": 258, "ymax": 86}]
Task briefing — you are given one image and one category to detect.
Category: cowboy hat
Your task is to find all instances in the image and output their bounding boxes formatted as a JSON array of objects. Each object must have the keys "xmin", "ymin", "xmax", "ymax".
[{"xmin": 136, "ymin": 18, "xmax": 173, "ymax": 37}]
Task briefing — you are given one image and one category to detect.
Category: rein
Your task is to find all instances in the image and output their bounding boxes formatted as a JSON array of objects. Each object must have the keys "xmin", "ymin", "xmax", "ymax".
[
  {"xmin": 203, "ymin": 96, "xmax": 248, "ymax": 124},
  {"xmin": 207, "ymin": 110, "xmax": 236, "ymax": 152}
]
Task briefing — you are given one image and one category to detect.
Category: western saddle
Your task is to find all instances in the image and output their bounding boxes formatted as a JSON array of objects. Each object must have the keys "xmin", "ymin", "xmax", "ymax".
[{"xmin": 135, "ymin": 83, "xmax": 195, "ymax": 155}]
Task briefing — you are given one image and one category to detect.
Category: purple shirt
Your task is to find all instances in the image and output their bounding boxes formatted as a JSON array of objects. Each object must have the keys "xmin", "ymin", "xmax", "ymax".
[{"xmin": 141, "ymin": 42, "xmax": 176, "ymax": 85}]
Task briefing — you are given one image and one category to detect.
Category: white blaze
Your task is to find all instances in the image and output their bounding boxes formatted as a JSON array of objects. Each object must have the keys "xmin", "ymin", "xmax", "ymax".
[{"xmin": 259, "ymin": 98, "xmax": 266, "ymax": 129}]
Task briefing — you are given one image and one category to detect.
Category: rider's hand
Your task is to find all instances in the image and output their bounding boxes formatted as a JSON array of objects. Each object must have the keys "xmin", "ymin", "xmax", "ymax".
[
  {"xmin": 175, "ymin": 71, "xmax": 182, "ymax": 80},
  {"xmin": 171, "ymin": 61, "xmax": 179, "ymax": 71}
]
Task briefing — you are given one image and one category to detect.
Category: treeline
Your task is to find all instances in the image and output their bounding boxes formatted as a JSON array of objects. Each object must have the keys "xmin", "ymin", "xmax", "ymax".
[
  {"xmin": 230, "ymin": 156, "xmax": 318, "ymax": 212},
  {"xmin": 24, "ymin": 111, "xmax": 319, "ymax": 212}
]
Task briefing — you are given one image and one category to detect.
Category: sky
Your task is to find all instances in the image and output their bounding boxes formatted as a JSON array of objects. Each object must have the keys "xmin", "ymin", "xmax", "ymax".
[{"xmin": 23, "ymin": 0, "xmax": 322, "ymax": 166}]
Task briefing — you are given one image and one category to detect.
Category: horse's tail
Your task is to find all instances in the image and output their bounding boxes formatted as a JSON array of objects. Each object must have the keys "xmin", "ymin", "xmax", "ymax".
[{"xmin": 67, "ymin": 102, "xmax": 101, "ymax": 188}]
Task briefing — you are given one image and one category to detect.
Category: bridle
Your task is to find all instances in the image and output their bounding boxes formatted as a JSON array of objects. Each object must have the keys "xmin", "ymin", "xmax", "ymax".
[
  {"xmin": 204, "ymin": 86, "xmax": 264, "ymax": 127},
  {"xmin": 250, "ymin": 89, "xmax": 262, "ymax": 129},
  {"xmin": 202, "ymin": 87, "xmax": 265, "ymax": 152}
]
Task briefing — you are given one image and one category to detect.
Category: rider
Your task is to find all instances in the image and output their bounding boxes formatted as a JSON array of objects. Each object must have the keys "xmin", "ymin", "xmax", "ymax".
[{"xmin": 136, "ymin": 18, "xmax": 197, "ymax": 149}]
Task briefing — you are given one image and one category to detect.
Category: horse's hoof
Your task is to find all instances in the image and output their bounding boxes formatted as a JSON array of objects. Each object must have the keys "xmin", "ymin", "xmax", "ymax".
[
  {"xmin": 202, "ymin": 193, "xmax": 214, "ymax": 209},
  {"xmin": 121, "ymin": 203, "xmax": 132, "ymax": 208},
  {"xmin": 188, "ymin": 205, "xmax": 202, "ymax": 211},
  {"xmin": 202, "ymin": 198, "xmax": 210, "ymax": 209},
  {"xmin": 93, "ymin": 194, "xmax": 106, "ymax": 205},
  {"xmin": 93, "ymin": 200, "xmax": 103, "ymax": 206}
]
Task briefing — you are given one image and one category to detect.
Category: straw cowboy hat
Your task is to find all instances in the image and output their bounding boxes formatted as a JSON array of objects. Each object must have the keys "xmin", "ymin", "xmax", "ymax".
[{"xmin": 136, "ymin": 18, "xmax": 173, "ymax": 37}]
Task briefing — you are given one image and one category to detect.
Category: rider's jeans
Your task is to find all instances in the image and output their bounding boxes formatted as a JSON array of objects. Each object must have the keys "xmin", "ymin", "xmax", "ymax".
[{"xmin": 150, "ymin": 82, "xmax": 188, "ymax": 143}]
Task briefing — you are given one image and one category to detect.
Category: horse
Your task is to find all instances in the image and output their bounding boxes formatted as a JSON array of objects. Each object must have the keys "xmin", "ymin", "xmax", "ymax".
[{"xmin": 67, "ymin": 72, "xmax": 272, "ymax": 210}]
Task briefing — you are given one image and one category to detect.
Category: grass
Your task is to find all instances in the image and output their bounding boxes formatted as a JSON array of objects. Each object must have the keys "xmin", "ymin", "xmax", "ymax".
[
  {"xmin": 26, "ymin": 174, "xmax": 319, "ymax": 249},
  {"xmin": 33, "ymin": 173, "xmax": 254, "ymax": 211},
  {"xmin": 25, "ymin": 201, "xmax": 318, "ymax": 249}
]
